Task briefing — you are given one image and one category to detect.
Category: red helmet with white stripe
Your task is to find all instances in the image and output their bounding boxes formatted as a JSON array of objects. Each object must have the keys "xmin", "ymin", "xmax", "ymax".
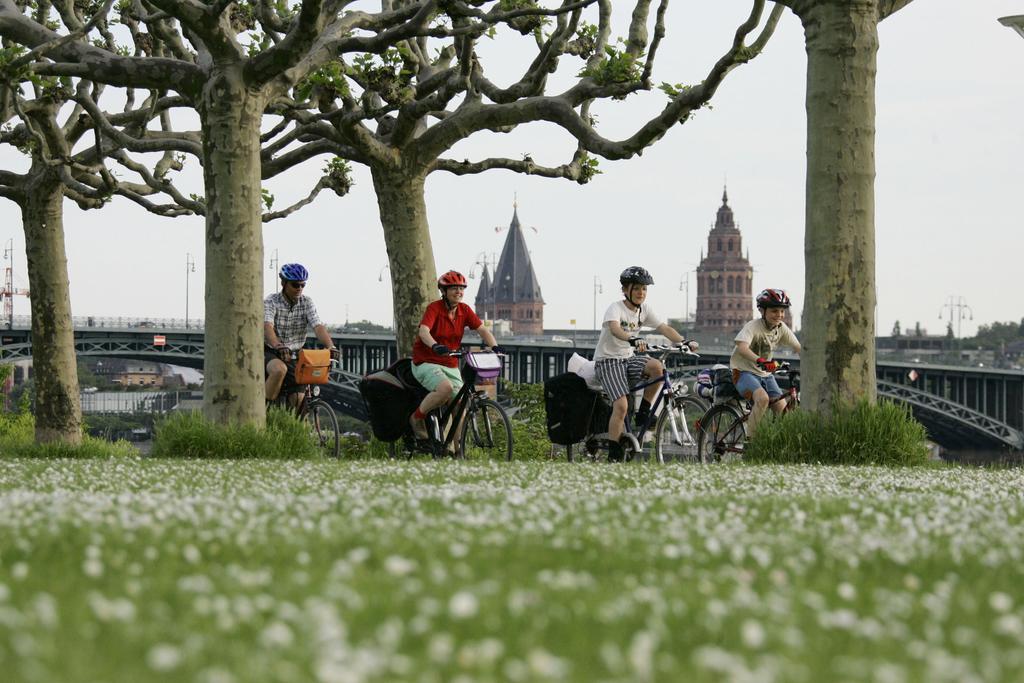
[{"xmin": 756, "ymin": 288, "xmax": 791, "ymax": 309}]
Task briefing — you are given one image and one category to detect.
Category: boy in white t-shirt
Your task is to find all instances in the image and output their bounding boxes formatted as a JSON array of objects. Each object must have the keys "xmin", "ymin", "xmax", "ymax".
[
  {"xmin": 730, "ymin": 288, "xmax": 802, "ymax": 437},
  {"xmin": 594, "ymin": 266, "xmax": 698, "ymax": 460}
]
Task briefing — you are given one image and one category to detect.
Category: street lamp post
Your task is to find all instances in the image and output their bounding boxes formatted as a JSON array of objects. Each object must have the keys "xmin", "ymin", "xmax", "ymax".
[
  {"xmin": 378, "ymin": 265, "xmax": 395, "ymax": 332},
  {"xmin": 938, "ymin": 295, "xmax": 973, "ymax": 357},
  {"xmin": 593, "ymin": 276, "xmax": 603, "ymax": 330},
  {"xmin": 185, "ymin": 253, "xmax": 195, "ymax": 329},
  {"xmin": 267, "ymin": 248, "xmax": 279, "ymax": 294},
  {"xmin": 679, "ymin": 273, "xmax": 689, "ymax": 322}
]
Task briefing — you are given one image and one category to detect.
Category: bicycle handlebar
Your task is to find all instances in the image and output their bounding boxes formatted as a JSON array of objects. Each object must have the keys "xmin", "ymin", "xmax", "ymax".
[
  {"xmin": 438, "ymin": 349, "xmax": 508, "ymax": 359},
  {"xmin": 630, "ymin": 339, "xmax": 700, "ymax": 359}
]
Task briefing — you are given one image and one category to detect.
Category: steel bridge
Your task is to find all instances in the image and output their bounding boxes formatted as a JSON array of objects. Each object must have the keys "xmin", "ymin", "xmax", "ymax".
[{"xmin": 2, "ymin": 325, "xmax": 1022, "ymax": 450}]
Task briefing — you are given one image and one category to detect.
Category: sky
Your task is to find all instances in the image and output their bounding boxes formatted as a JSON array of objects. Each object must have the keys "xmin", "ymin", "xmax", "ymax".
[{"xmin": 1, "ymin": 0, "xmax": 1022, "ymax": 339}]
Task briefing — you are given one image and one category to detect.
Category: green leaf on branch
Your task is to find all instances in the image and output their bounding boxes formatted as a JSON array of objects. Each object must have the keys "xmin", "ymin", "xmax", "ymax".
[
  {"xmin": 577, "ymin": 153, "xmax": 601, "ymax": 185},
  {"xmin": 323, "ymin": 158, "xmax": 353, "ymax": 197},
  {"xmin": 659, "ymin": 82, "xmax": 693, "ymax": 99},
  {"xmin": 579, "ymin": 43, "xmax": 643, "ymax": 87},
  {"xmin": 294, "ymin": 61, "xmax": 350, "ymax": 102},
  {"xmin": 261, "ymin": 188, "xmax": 275, "ymax": 210},
  {"xmin": 565, "ymin": 21, "xmax": 598, "ymax": 58}
]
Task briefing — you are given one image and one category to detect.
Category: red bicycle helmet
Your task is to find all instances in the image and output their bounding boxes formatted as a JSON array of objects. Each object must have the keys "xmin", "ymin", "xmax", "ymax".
[
  {"xmin": 438, "ymin": 270, "xmax": 467, "ymax": 288},
  {"xmin": 756, "ymin": 288, "xmax": 791, "ymax": 309}
]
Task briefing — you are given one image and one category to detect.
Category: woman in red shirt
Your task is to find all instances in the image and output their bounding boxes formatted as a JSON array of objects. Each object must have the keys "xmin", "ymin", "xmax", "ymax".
[{"xmin": 409, "ymin": 270, "xmax": 503, "ymax": 440}]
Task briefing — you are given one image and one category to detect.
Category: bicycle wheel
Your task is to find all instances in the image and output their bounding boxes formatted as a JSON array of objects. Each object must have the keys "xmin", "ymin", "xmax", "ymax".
[
  {"xmin": 304, "ymin": 400, "xmax": 340, "ymax": 458},
  {"xmin": 697, "ymin": 404, "xmax": 746, "ymax": 464},
  {"xmin": 654, "ymin": 396, "xmax": 707, "ymax": 463},
  {"xmin": 458, "ymin": 398, "xmax": 513, "ymax": 461}
]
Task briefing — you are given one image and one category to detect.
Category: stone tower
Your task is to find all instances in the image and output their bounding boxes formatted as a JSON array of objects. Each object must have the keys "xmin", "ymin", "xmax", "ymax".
[
  {"xmin": 474, "ymin": 204, "xmax": 544, "ymax": 335},
  {"xmin": 695, "ymin": 188, "xmax": 754, "ymax": 334}
]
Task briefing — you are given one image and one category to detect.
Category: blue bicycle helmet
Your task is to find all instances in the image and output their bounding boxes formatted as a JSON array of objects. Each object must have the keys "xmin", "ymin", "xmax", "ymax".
[{"xmin": 279, "ymin": 263, "xmax": 309, "ymax": 282}]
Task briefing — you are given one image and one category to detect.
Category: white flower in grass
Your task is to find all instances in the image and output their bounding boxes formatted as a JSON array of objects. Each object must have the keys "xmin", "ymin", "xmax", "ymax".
[
  {"xmin": 527, "ymin": 648, "xmax": 568, "ymax": 679},
  {"xmin": 995, "ymin": 614, "xmax": 1024, "ymax": 638},
  {"xmin": 384, "ymin": 555, "xmax": 416, "ymax": 577},
  {"xmin": 11, "ymin": 562, "xmax": 28, "ymax": 580},
  {"xmin": 0, "ymin": 584, "xmax": 9, "ymax": 601},
  {"xmin": 838, "ymin": 582, "xmax": 857, "ymax": 601},
  {"xmin": 197, "ymin": 667, "xmax": 235, "ymax": 683},
  {"xmin": 989, "ymin": 592, "xmax": 1013, "ymax": 613},
  {"xmin": 183, "ymin": 545, "xmax": 201, "ymax": 564},
  {"xmin": 33, "ymin": 594, "xmax": 58, "ymax": 628},
  {"xmin": 260, "ymin": 621, "xmax": 294, "ymax": 648},
  {"xmin": 428, "ymin": 633, "xmax": 454, "ymax": 663},
  {"xmin": 147, "ymin": 643, "xmax": 183, "ymax": 671},
  {"xmin": 448, "ymin": 591, "xmax": 478, "ymax": 619},
  {"xmin": 741, "ymin": 619, "xmax": 766, "ymax": 649},
  {"xmin": 82, "ymin": 557, "xmax": 104, "ymax": 578},
  {"xmin": 87, "ymin": 593, "xmax": 136, "ymax": 623},
  {"xmin": 628, "ymin": 630, "xmax": 657, "ymax": 681}
]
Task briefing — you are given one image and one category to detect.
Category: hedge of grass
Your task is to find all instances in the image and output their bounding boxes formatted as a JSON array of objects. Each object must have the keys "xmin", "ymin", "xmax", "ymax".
[
  {"xmin": 150, "ymin": 407, "xmax": 321, "ymax": 459},
  {"xmin": 744, "ymin": 399, "xmax": 930, "ymax": 465},
  {"xmin": 0, "ymin": 408, "xmax": 138, "ymax": 459}
]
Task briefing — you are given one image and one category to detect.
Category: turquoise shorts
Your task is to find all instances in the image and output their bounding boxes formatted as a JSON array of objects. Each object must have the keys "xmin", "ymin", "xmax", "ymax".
[{"xmin": 411, "ymin": 362, "xmax": 464, "ymax": 394}]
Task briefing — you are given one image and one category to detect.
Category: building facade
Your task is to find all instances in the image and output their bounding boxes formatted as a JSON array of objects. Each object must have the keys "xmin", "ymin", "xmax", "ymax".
[
  {"xmin": 695, "ymin": 189, "xmax": 754, "ymax": 334},
  {"xmin": 475, "ymin": 205, "xmax": 544, "ymax": 336}
]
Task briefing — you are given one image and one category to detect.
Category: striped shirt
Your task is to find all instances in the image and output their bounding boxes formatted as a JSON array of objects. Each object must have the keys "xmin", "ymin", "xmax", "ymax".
[{"xmin": 264, "ymin": 291, "xmax": 323, "ymax": 350}]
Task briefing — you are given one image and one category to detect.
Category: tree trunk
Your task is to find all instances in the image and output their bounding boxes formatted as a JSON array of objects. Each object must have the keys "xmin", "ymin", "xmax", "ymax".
[
  {"xmin": 798, "ymin": 1, "xmax": 878, "ymax": 411},
  {"xmin": 370, "ymin": 167, "xmax": 438, "ymax": 357},
  {"xmin": 21, "ymin": 171, "xmax": 82, "ymax": 444},
  {"xmin": 199, "ymin": 67, "xmax": 266, "ymax": 426}
]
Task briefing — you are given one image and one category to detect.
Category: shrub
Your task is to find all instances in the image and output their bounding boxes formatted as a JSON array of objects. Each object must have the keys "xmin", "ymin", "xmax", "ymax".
[
  {"xmin": 150, "ymin": 407, "xmax": 320, "ymax": 459},
  {"xmin": 745, "ymin": 399, "xmax": 930, "ymax": 466},
  {"xmin": 337, "ymin": 434, "xmax": 395, "ymax": 459},
  {"xmin": 503, "ymin": 382, "xmax": 552, "ymax": 460},
  {"xmin": 0, "ymin": 409, "xmax": 138, "ymax": 459}
]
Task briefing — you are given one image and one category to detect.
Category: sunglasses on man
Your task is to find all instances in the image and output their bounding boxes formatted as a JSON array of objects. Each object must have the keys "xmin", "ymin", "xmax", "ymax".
[{"xmin": 287, "ymin": 281, "xmax": 306, "ymax": 289}]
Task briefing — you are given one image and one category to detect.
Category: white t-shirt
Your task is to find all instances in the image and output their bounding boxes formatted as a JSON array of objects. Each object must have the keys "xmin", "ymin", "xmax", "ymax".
[
  {"xmin": 593, "ymin": 300, "xmax": 663, "ymax": 360},
  {"xmin": 730, "ymin": 318, "xmax": 800, "ymax": 376}
]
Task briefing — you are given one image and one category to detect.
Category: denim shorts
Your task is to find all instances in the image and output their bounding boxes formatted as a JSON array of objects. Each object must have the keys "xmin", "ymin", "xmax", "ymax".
[
  {"xmin": 411, "ymin": 362, "xmax": 464, "ymax": 394},
  {"xmin": 734, "ymin": 371, "xmax": 782, "ymax": 401}
]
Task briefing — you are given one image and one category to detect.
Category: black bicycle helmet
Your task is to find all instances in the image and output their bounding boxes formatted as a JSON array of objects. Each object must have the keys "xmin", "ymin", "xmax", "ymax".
[{"xmin": 619, "ymin": 266, "xmax": 654, "ymax": 286}]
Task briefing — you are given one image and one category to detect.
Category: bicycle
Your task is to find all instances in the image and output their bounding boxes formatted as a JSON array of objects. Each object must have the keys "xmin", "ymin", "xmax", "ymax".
[
  {"xmin": 395, "ymin": 350, "xmax": 514, "ymax": 460},
  {"xmin": 696, "ymin": 363, "xmax": 800, "ymax": 463},
  {"xmin": 568, "ymin": 343, "xmax": 706, "ymax": 463},
  {"xmin": 270, "ymin": 350, "xmax": 341, "ymax": 458}
]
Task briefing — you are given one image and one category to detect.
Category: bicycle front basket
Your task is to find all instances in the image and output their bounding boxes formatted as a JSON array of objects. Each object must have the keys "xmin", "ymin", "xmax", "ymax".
[
  {"xmin": 465, "ymin": 352, "xmax": 503, "ymax": 381},
  {"xmin": 295, "ymin": 349, "xmax": 331, "ymax": 385}
]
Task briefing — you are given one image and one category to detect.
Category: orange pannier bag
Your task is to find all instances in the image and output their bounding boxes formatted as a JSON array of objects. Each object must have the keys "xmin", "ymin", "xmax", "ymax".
[{"xmin": 294, "ymin": 349, "xmax": 332, "ymax": 385}]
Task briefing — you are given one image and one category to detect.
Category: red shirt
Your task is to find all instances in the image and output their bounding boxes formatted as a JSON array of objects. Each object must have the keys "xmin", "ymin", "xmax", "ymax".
[{"xmin": 412, "ymin": 300, "xmax": 483, "ymax": 368}]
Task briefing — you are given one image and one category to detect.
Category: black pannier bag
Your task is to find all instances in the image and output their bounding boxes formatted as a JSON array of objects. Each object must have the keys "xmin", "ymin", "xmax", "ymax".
[
  {"xmin": 544, "ymin": 372, "xmax": 599, "ymax": 445},
  {"xmin": 713, "ymin": 367, "xmax": 740, "ymax": 402},
  {"xmin": 359, "ymin": 359, "xmax": 426, "ymax": 442}
]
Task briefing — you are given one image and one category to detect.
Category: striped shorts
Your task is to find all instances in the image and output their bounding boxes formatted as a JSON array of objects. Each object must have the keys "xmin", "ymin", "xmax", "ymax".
[{"xmin": 595, "ymin": 356, "xmax": 650, "ymax": 401}]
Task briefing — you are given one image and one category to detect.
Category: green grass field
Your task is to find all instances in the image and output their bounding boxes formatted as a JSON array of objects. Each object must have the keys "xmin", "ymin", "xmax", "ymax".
[{"xmin": 2, "ymin": 460, "xmax": 1024, "ymax": 682}]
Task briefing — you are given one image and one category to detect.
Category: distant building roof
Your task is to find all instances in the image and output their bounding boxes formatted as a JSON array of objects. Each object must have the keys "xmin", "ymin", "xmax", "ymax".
[
  {"xmin": 491, "ymin": 206, "xmax": 544, "ymax": 304},
  {"xmin": 711, "ymin": 188, "xmax": 740, "ymax": 234},
  {"xmin": 474, "ymin": 263, "xmax": 493, "ymax": 309}
]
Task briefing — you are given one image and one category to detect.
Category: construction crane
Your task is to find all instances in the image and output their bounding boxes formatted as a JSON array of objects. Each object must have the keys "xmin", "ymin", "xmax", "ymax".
[{"xmin": 1, "ymin": 239, "xmax": 30, "ymax": 329}]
